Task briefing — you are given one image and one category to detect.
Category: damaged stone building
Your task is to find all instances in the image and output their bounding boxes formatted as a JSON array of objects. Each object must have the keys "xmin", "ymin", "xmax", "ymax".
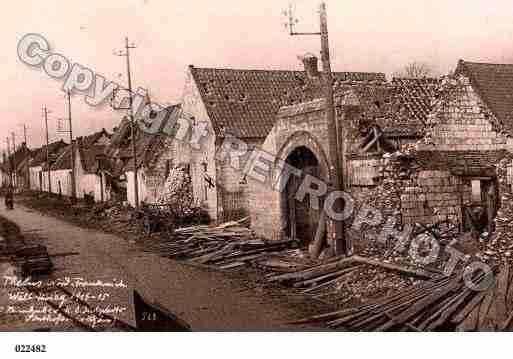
[
  {"xmin": 106, "ymin": 104, "xmax": 184, "ymax": 206},
  {"xmin": 180, "ymin": 57, "xmax": 385, "ymax": 222},
  {"xmin": 247, "ymin": 75, "xmax": 441, "ymax": 243},
  {"xmin": 248, "ymin": 59, "xmax": 513, "ymax": 247},
  {"xmin": 405, "ymin": 60, "xmax": 513, "ymax": 234}
]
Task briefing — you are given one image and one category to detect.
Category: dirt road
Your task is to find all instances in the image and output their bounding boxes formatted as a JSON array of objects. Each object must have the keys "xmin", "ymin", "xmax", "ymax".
[{"xmin": 0, "ymin": 203, "xmax": 326, "ymax": 331}]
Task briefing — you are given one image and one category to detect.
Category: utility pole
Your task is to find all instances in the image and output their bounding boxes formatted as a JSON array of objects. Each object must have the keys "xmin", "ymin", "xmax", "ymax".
[
  {"xmin": 67, "ymin": 91, "xmax": 76, "ymax": 201},
  {"xmin": 43, "ymin": 106, "xmax": 52, "ymax": 194},
  {"xmin": 6, "ymin": 137, "xmax": 12, "ymax": 186},
  {"xmin": 23, "ymin": 124, "xmax": 27, "ymax": 145},
  {"xmin": 114, "ymin": 37, "xmax": 139, "ymax": 208},
  {"xmin": 11, "ymin": 132, "xmax": 16, "ymax": 188},
  {"xmin": 286, "ymin": 2, "xmax": 349, "ymax": 256}
]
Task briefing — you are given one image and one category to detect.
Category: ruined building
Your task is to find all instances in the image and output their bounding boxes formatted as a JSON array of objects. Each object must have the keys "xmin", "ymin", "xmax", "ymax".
[
  {"xmin": 248, "ymin": 59, "xmax": 513, "ymax": 246},
  {"xmin": 180, "ymin": 57, "xmax": 385, "ymax": 222}
]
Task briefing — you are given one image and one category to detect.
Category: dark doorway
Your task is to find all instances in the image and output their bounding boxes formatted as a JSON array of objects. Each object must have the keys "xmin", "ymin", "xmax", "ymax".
[{"xmin": 284, "ymin": 146, "xmax": 324, "ymax": 247}]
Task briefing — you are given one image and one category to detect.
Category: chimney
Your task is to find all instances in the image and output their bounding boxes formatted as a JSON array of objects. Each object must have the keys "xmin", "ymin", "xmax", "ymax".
[{"xmin": 301, "ymin": 53, "xmax": 319, "ymax": 78}]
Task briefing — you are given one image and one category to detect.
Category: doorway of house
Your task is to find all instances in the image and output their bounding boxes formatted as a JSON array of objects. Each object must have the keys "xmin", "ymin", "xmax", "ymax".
[
  {"xmin": 284, "ymin": 146, "xmax": 324, "ymax": 247},
  {"xmin": 464, "ymin": 177, "xmax": 499, "ymax": 234}
]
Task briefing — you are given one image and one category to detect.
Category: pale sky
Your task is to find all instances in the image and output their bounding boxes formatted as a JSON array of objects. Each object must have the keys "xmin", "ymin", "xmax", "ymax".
[{"xmin": 3, "ymin": 0, "xmax": 513, "ymax": 149}]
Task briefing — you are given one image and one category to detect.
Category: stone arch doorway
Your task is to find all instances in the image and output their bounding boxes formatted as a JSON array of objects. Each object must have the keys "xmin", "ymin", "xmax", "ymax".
[{"xmin": 283, "ymin": 146, "xmax": 325, "ymax": 247}]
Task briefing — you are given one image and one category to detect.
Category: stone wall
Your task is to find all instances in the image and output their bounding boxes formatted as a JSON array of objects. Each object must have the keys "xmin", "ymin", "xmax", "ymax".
[
  {"xmin": 181, "ymin": 66, "xmax": 218, "ymax": 221},
  {"xmin": 248, "ymin": 99, "xmax": 336, "ymax": 241},
  {"xmin": 418, "ymin": 75, "xmax": 508, "ymax": 152},
  {"xmin": 400, "ymin": 170, "xmax": 471, "ymax": 226}
]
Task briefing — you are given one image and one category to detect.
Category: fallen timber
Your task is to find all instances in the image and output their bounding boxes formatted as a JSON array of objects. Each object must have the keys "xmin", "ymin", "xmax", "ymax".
[
  {"xmin": 138, "ymin": 217, "xmax": 441, "ymax": 311},
  {"xmin": 293, "ymin": 264, "xmax": 513, "ymax": 331}
]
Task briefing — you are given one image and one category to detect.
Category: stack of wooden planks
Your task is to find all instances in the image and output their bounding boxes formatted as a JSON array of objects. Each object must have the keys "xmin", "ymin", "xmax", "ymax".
[
  {"xmin": 141, "ymin": 217, "xmax": 299, "ymax": 269},
  {"xmin": 264, "ymin": 255, "xmax": 436, "ymax": 299},
  {"xmin": 293, "ymin": 264, "xmax": 513, "ymax": 331}
]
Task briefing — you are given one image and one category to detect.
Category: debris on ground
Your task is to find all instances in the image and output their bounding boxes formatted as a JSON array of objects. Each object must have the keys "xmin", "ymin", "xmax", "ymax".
[{"xmin": 294, "ymin": 264, "xmax": 513, "ymax": 331}]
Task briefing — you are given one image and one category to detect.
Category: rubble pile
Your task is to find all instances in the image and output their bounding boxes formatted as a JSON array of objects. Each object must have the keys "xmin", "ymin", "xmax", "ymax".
[
  {"xmin": 157, "ymin": 167, "xmax": 194, "ymax": 210},
  {"xmin": 295, "ymin": 264, "xmax": 513, "ymax": 331},
  {"xmin": 350, "ymin": 152, "xmax": 408, "ymax": 212},
  {"xmin": 482, "ymin": 156, "xmax": 513, "ymax": 263},
  {"xmin": 266, "ymin": 255, "xmax": 429, "ymax": 304},
  {"xmin": 489, "ymin": 193, "xmax": 513, "ymax": 263}
]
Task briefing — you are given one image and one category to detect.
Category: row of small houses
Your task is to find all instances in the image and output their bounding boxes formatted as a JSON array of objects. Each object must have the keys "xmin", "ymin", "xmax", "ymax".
[
  {"xmin": 3, "ymin": 57, "xmax": 513, "ymax": 244},
  {"xmin": 1, "ymin": 129, "xmax": 112, "ymax": 202}
]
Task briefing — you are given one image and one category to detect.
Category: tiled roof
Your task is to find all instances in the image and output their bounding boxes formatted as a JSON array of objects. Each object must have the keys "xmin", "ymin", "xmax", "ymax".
[
  {"xmin": 189, "ymin": 66, "xmax": 386, "ymax": 139},
  {"xmin": 114, "ymin": 104, "xmax": 182, "ymax": 172},
  {"xmin": 455, "ymin": 60, "xmax": 513, "ymax": 135},
  {"xmin": 6, "ymin": 145, "xmax": 33, "ymax": 172},
  {"xmin": 386, "ymin": 78, "xmax": 441, "ymax": 136},
  {"xmin": 30, "ymin": 140, "xmax": 68, "ymax": 167},
  {"xmin": 49, "ymin": 129, "xmax": 111, "ymax": 171},
  {"xmin": 45, "ymin": 145, "xmax": 70, "ymax": 171},
  {"xmin": 78, "ymin": 144, "xmax": 108, "ymax": 173},
  {"xmin": 278, "ymin": 78, "xmax": 440, "ymax": 139}
]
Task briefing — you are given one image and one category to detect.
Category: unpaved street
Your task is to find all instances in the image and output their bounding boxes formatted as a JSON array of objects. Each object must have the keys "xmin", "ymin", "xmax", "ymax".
[{"xmin": 0, "ymin": 204, "xmax": 324, "ymax": 331}]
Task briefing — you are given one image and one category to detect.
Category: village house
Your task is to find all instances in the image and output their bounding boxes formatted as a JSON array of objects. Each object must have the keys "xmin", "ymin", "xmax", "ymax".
[
  {"xmin": 1, "ymin": 155, "xmax": 11, "ymax": 187},
  {"xmin": 1, "ymin": 142, "xmax": 33, "ymax": 189},
  {"xmin": 28, "ymin": 140, "xmax": 68, "ymax": 192},
  {"xmin": 44, "ymin": 129, "xmax": 111, "ymax": 201},
  {"xmin": 402, "ymin": 60, "xmax": 513, "ymax": 235},
  {"xmin": 106, "ymin": 104, "xmax": 183, "ymax": 206},
  {"xmin": 179, "ymin": 56, "xmax": 386, "ymax": 222}
]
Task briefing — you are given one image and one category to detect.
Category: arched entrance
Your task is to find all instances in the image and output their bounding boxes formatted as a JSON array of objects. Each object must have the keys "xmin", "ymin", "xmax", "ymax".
[{"xmin": 284, "ymin": 146, "xmax": 325, "ymax": 247}]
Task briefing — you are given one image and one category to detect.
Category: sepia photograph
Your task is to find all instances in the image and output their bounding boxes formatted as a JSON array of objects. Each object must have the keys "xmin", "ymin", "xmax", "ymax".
[{"xmin": 1, "ymin": 0, "xmax": 512, "ymax": 357}]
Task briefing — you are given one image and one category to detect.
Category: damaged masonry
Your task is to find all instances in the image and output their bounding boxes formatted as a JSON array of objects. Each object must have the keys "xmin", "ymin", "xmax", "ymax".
[{"xmin": 6, "ymin": 4, "xmax": 513, "ymax": 335}]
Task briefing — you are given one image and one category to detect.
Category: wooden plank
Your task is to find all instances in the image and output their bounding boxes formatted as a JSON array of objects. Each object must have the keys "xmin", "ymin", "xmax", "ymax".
[
  {"xmin": 308, "ymin": 210, "xmax": 326, "ymax": 259},
  {"xmin": 351, "ymin": 255, "xmax": 437, "ymax": 279},
  {"xmin": 477, "ymin": 282, "xmax": 496, "ymax": 331},
  {"xmin": 266, "ymin": 257, "xmax": 354, "ymax": 283},
  {"xmin": 506, "ymin": 265, "xmax": 513, "ymax": 313},
  {"xmin": 291, "ymin": 276, "xmax": 450, "ymax": 326},
  {"xmin": 451, "ymin": 291, "xmax": 487, "ymax": 324},
  {"xmin": 494, "ymin": 265, "xmax": 509, "ymax": 329},
  {"xmin": 425, "ymin": 288, "xmax": 473, "ymax": 330},
  {"xmin": 457, "ymin": 301, "xmax": 481, "ymax": 332},
  {"xmin": 294, "ymin": 265, "xmax": 361, "ymax": 288},
  {"xmin": 376, "ymin": 277, "xmax": 461, "ymax": 331}
]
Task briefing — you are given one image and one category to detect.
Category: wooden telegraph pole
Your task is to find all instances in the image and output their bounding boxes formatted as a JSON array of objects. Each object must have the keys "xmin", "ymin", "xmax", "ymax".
[
  {"xmin": 67, "ymin": 91, "xmax": 77, "ymax": 201},
  {"xmin": 6, "ymin": 137, "xmax": 12, "ymax": 186},
  {"xmin": 11, "ymin": 132, "xmax": 16, "ymax": 188},
  {"xmin": 114, "ymin": 37, "xmax": 139, "ymax": 208},
  {"xmin": 23, "ymin": 124, "xmax": 27, "ymax": 145},
  {"xmin": 286, "ymin": 2, "xmax": 349, "ymax": 256},
  {"xmin": 43, "ymin": 106, "xmax": 52, "ymax": 194}
]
